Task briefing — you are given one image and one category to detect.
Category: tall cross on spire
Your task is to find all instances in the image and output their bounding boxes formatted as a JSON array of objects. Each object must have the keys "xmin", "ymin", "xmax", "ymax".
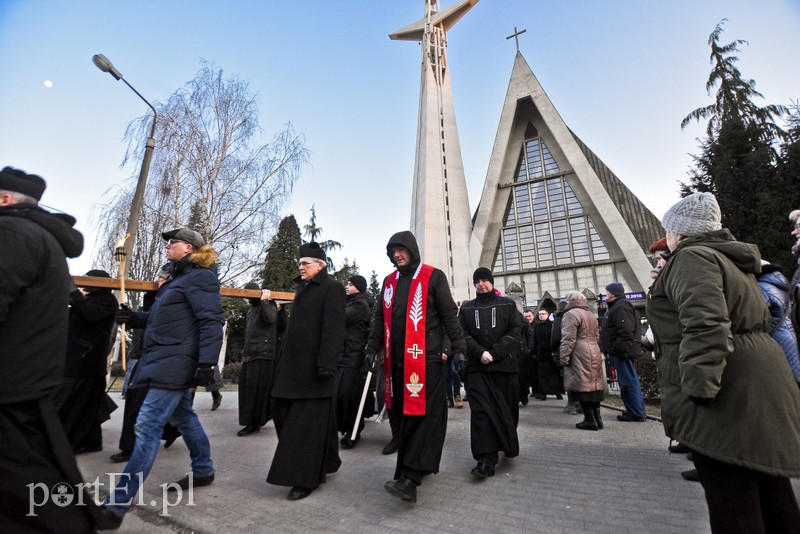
[{"xmin": 506, "ymin": 26, "xmax": 527, "ymax": 52}]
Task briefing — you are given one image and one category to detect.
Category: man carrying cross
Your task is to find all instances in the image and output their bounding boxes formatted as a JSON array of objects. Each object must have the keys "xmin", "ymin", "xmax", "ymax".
[{"xmin": 365, "ymin": 231, "xmax": 465, "ymax": 503}]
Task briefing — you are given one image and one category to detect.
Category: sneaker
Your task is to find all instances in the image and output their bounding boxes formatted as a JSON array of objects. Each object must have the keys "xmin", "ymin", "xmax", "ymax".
[{"xmin": 454, "ymin": 395, "xmax": 464, "ymax": 409}]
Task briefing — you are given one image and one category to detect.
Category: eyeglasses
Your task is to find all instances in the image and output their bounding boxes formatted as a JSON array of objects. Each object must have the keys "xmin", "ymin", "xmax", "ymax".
[
  {"xmin": 298, "ymin": 261, "xmax": 316, "ymax": 267},
  {"xmin": 167, "ymin": 239, "xmax": 188, "ymax": 246}
]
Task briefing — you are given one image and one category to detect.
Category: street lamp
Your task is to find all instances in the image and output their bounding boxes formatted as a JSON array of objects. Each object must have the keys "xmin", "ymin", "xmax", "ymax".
[{"xmin": 93, "ymin": 53, "xmax": 157, "ymax": 279}]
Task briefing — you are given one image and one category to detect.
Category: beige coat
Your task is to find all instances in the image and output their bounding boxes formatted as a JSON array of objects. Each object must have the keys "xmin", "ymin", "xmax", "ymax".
[{"xmin": 559, "ymin": 292, "xmax": 604, "ymax": 393}]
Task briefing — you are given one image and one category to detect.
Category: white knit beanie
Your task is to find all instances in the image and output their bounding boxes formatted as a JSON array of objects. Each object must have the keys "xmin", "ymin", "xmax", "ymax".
[{"xmin": 662, "ymin": 192, "xmax": 722, "ymax": 237}]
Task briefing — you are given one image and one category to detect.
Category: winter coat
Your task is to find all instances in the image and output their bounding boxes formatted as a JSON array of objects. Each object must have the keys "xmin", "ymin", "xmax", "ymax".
[
  {"xmin": 532, "ymin": 319, "xmax": 553, "ymax": 361},
  {"xmin": 64, "ymin": 288, "xmax": 118, "ymax": 377},
  {"xmin": 271, "ymin": 268, "xmax": 346, "ymax": 399},
  {"xmin": 339, "ymin": 292, "xmax": 372, "ymax": 368},
  {"xmin": 366, "ymin": 231, "xmax": 466, "ymax": 361},
  {"xmin": 0, "ymin": 204, "xmax": 83, "ymax": 404},
  {"xmin": 600, "ymin": 296, "xmax": 641, "ymax": 360},
  {"xmin": 757, "ymin": 267, "xmax": 800, "ymax": 383},
  {"xmin": 550, "ymin": 311, "xmax": 564, "ymax": 353},
  {"xmin": 646, "ymin": 229, "xmax": 800, "ymax": 477},
  {"xmin": 242, "ymin": 298, "xmax": 278, "ymax": 363},
  {"xmin": 129, "ymin": 248, "xmax": 226, "ymax": 390},
  {"xmin": 458, "ymin": 290, "xmax": 521, "ymax": 374},
  {"xmin": 559, "ymin": 293, "xmax": 604, "ymax": 393}
]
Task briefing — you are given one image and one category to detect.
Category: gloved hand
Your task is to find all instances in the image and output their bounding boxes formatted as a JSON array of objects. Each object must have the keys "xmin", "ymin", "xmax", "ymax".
[
  {"xmin": 452, "ymin": 353, "xmax": 466, "ymax": 381},
  {"xmin": 194, "ymin": 364, "xmax": 215, "ymax": 387},
  {"xmin": 115, "ymin": 303, "xmax": 132, "ymax": 324},
  {"xmin": 689, "ymin": 395, "xmax": 713, "ymax": 406},
  {"xmin": 317, "ymin": 366, "xmax": 335, "ymax": 380},
  {"xmin": 364, "ymin": 353, "xmax": 376, "ymax": 370}
]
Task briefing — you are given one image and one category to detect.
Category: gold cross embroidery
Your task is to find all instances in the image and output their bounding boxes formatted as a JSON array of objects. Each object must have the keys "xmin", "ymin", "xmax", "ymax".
[{"xmin": 407, "ymin": 344, "xmax": 423, "ymax": 359}]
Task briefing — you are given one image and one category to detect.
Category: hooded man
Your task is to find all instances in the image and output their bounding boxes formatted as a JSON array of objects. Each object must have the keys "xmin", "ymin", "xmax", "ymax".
[
  {"xmin": 458, "ymin": 267, "xmax": 521, "ymax": 477},
  {"xmin": 107, "ymin": 227, "xmax": 225, "ymax": 519},
  {"xmin": 365, "ymin": 231, "xmax": 466, "ymax": 503},
  {"xmin": 267, "ymin": 242, "xmax": 346, "ymax": 501},
  {"xmin": 237, "ymin": 282, "xmax": 278, "ymax": 436},
  {"xmin": 0, "ymin": 166, "xmax": 118, "ymax": 531}
]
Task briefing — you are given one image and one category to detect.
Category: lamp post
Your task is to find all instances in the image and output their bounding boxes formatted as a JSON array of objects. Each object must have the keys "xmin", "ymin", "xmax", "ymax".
[{"xmin": 93, "ymin": 53, "xmax": 157, "ymax": 279}]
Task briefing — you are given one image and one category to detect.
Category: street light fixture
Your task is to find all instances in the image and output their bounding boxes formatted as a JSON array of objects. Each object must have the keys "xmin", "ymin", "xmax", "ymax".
[{"xmin": 93, "ymin": 53, "xmax": 157, "ymax": 279}]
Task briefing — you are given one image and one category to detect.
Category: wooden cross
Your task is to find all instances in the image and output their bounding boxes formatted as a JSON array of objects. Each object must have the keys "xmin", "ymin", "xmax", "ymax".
[
  {"xmin": 72, "ymin": 275, "xmax": 295, "ymax": 301},
  {"xmin": 506, "ymin": 26, "xmax": 527, "ymax": 53},
  {"xmin": 407, "ymin": 344, "xmax": 423, "ymax": 359}
]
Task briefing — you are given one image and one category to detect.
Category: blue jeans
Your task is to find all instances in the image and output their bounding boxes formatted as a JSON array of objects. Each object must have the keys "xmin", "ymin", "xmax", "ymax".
[
  {"xmin": 105, "ymin": 388, "xmax": 214, "ymax": 517},
  {"xmin": 445, "ymin": 358, "xmax": 462, "ymax": 401},
  {"xmin": 610, "ymin": 355, "xmax": 646, "ymax": 419}
]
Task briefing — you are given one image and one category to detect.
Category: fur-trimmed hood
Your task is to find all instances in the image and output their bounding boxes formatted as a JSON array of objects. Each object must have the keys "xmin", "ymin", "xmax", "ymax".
[{"xmin": 189, "ymin": 245, "xmax": 218, "ymax": 269}]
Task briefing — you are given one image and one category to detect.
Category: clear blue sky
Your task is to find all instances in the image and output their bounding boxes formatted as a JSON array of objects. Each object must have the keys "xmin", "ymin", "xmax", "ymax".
[{"xmin": 2, "ymin": 0, "xmax": 798, "ymax": 281}]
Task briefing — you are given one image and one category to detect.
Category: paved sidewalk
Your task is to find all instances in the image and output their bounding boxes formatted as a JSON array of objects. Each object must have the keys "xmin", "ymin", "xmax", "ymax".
[{"xmin": 75, "ymin": 392, "xmax": 797, "ymax": 533}]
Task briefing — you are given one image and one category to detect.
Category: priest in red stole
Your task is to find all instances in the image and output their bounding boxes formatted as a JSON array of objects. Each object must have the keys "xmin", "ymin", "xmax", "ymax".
[{"xmin": 365, "ymin": 231, "xmax": 466, "ymax": 503}]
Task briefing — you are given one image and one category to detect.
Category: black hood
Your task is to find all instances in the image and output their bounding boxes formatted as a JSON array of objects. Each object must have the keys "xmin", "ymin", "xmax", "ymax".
[
  {"xmin": 0, "ymin": 204, "xmax": 83, "ymax": 258},
  {"xmin": 385, "ymin": 231, "xmax": 421, "ymax": 266}
]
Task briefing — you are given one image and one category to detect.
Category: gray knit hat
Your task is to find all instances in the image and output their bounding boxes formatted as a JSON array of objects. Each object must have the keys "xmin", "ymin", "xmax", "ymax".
[{"xmin": 662, "ymin": 192, "xmax": 722, "ymax": 237}]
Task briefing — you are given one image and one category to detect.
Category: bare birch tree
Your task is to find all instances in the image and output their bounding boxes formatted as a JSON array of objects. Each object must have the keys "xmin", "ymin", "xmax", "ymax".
[{"xmin": 93, "ymin": 61, "xmax": 308, "ymax": 285}]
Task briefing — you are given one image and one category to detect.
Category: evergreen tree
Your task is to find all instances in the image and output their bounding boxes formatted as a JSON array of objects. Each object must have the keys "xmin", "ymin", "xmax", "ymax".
[
  {"xmin": 303, "ymin": 205, "xmax": 342, "ymax": 271},
  {"xmin": 368, "ymin": 270, "xmax": 381, "ymax": 302},
  {"xmin": 261, "ymin": 215, "xmax": 301, "ymax": 291},
  {"xmin": 332, "ymin": 258, "xmax": 360, "ymax": 285},
  {"xmin": 681, "ymin": 20, "xmax": 792, "ymax": 266}
]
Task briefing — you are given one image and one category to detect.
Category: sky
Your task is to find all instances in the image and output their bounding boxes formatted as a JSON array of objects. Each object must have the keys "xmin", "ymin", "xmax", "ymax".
[{"xmin": 1, "ymin": 0, "xmax": 799, "ymax": 282}]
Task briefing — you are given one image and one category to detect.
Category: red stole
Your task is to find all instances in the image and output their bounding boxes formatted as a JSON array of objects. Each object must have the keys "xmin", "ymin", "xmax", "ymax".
[{"xmin": 382, "ymin": 263, "xmax": 434, "ymax": 416}]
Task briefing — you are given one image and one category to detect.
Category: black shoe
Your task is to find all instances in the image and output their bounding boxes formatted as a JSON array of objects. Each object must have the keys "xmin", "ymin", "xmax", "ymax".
[
  {"xmin": 110, "ymin": 451, "xmax": 132, "ymax": 463},
  {"xmin": 686, "ymin": 452, "xmax": 694, "ymax": 462},
  {"xmin": 211, "ymin": 394, "xmax": 222, "ymax": 411},
  {"xmin": 382, "ymin": 438, "xmax": 398, "ymax": 455},
  {"xmin": 681, "ymin": 469, "xmax": 700, "ymax": 482},
  {"xmin": 617, "ymin": 414, "xmax": 646, "ymax": 422},
  {"xmin": 535, "ymin": 394, "xmax": 547, "ymax": 401},
  {"xmin": 668, "ymin": 442, "xmax": 691, "ymax": 454},
  {"xmin": 470, "ymin": 462, "xmax": 495, "ymax": 478},
  {"xmin": 237, "ymin": 426, "xmax": 259, "ymax": 436},
  {"xmin": 164, "ymin": 436, "xmax": 178, "ymax": 448},
  {"xmin": 340, "ymin": 438, "xmax": 355, "ymax": 449},
  {"xmin": 593, "ymin": 408, "xmax": 604, "ymax": 429},
  {"xmin": 520, "ymin": 397, "xmax": 528, "ymax": 406},
  {"xmin": 171, "ymin": 471, "xmax": 215, "ymax": 490},
  {"xmin": 75, "ymin": 444, "xmax": 103, "ymax": 454},
  {"xmin": 529, "ymin": 392, "xmax": 537, "ymax": 398},
  {"xmin": 384, "ymin": 478, "xmax": 417, "ymax": 503},
  {"xmin": 556, "ymin": 394, "xmax": 563, "ymax": 400},
  {"xmin": 576, "ymin": 420, "xmax": 599, "ymax": 431},
  {"xmin": 288, "ymin": 486, "xmax": 312, "ymax": 500}
]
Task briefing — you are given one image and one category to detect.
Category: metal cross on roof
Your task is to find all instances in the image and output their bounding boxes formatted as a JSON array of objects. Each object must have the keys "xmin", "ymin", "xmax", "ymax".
[{"xmin": 506, "ymin": 26, "xmax": 527, "ymax": 52}]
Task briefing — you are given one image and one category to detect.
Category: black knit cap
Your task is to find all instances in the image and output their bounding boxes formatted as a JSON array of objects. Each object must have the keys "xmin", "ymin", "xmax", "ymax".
[
  {"xmin": 348, "ymin": 275, "xmax": 367, "ymax": 293},
  {"xmin": 473, "ymin": 267, "xmax": 494, "ymax": 285},
  {"xmin": 243, "ymin": 282, "xmax": 260, "ymax": 290},
  {"xmin": 0, "ymin": 166, "xmax": 46, "ymax": 201},
  {"xmin": 85, "ymin": 269, "xmax": 111, "ymax": 278},
  {"xmin": 299, "ymin": 242, "xmax": 326, "ymax": 261}
]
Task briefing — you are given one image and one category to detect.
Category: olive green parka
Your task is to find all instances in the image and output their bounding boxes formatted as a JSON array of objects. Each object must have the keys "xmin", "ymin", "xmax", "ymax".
[{"xmin": 646, "ymin": 229, "xmax": 800, "ymax": 477}]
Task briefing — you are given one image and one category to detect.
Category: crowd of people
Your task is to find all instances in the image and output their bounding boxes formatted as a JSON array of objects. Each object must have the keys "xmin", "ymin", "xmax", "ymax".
[{"xmin": 3, "ymin": 164, "xmax": 800, "ymax": 533}]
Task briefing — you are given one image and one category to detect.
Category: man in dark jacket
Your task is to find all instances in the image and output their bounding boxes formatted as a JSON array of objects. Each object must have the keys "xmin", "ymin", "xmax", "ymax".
[
  {"xmin": 600, "ymin": 282, "xmax": 646, "ymax": 421},
  {"xmin": 106, "ymin": 228, "xmax": 225, "ymax": 519},
  {"xmin": 267, "ymin": 242, "xmax": 346, "ymax": 501},
  {"xmin": 458, "ymin": 267, "xmax": 521, "ymax": 478},
  {"xmin": 365, "ymin": 231, "xmax": 466, "ymax": 503},
  {"xmin": 237, "ymin": 282, "xmax": 278, "ymax": 436},
  {"xmin": 54, "ymin": 269, "xmax": 118, "ymax": 453},
  {"xmin": 335, "ymin": 275, "xmax": 373, "ymax": 449},
  {"xmin": 0, "ymin": 166, "xmax": 118, "ymax": 531}
]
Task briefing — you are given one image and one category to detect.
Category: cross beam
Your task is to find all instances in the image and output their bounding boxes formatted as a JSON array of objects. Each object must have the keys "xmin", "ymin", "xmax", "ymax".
[
  {"xmin": 506, "ymin": 26, "xmax": 526, "ymax": 52},
  {"xmin": 72, "ymin": 275, "xmax": 295, "ymax": 301}
]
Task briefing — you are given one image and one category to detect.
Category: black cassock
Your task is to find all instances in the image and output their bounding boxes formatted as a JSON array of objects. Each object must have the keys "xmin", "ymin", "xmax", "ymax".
[
  {"xmin": 239, "ymin": 359, "xmax": 273, "ymax": 428},
  {"xmin": 466, "ymin": 372, "xmax": 520, "ymax": 460},
  {"xmin": 267, "ymin": 398, "xmax": 341, "ymax": 489},
  {"xmin": 334, "ymin": 367, "xmax": 374, "ymax": 437}
]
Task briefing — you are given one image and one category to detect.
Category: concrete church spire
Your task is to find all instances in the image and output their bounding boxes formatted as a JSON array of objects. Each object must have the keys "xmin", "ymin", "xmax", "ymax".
[{"xmin": 390, "ymin": 0, "xmax": 479, "ymax": 302}]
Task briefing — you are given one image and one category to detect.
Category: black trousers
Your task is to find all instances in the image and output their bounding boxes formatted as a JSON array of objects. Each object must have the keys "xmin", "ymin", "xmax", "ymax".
[{"xmin": 693, "ymin": 452, "xmax": 800, "ymax": 534}]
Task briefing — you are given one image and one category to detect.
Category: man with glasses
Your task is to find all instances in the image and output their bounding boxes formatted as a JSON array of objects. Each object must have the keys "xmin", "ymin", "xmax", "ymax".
[
  {"xmin": 267, "ymin": 242, "xmax": 346, "ymax": 501},
  {"xmin": 106, "ymin": 227, "xmax": 225, "ymax": 520}
]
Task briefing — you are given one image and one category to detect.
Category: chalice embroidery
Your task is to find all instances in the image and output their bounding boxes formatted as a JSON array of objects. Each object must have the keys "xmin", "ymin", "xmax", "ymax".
[{"xmin": 406, "ymin": 372, "xmax": 424, "ymax": 397}]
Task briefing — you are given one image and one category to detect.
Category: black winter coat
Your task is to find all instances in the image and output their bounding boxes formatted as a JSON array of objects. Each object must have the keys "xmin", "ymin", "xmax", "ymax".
[
  {"xmin": 458, "ymin": 291, "xmax": 521, "ymax": 374},
  {"xmin": 243, "ymin": 299, "xmax": 278, "ymax": 362},
  {"xmin": 600, "ymin": 297, "xmax": 641, "ymax": 359},
  {"xmin": 339, "ymin": 292, "xmax": 372, "ymax": 368},
  {"xmin": 271, "ymin": 269, "xmax": 346, "ymax": 399},
  {"xmin": 366, "ymin": 231, "xmax": 466, "ymax": 361},
  {"xmin": 128, "ymin": 250, "xmax": 225, "ymax": 390},
  {"xmin": 532, "ymin": 319, "xmax": 553, "ymax": 361},
  {"xmin": 64, "ymin": 288, "xmax": 118, "ymax": 377},
  {"xmin": 0, "ymin": 204, "xmax": 83, "ymax": 404}
]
